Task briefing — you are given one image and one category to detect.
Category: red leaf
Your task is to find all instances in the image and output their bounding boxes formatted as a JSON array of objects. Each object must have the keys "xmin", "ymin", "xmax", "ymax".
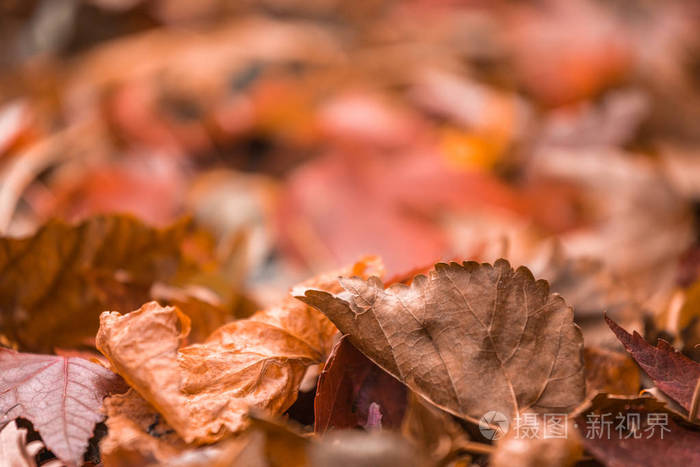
[
  {"xmin": 315, "ymin": 335, "xmax": 407, "ymax": 433},
  {"xmin": 606, "ymin": 315, "xmax": 700, "ymax": 420},
  {"xmin": 576, "ymin": 394, "xmax": 700, "ymax": 467},
  {"xmin": 0, "ymin": 349, "xmax": 126, "ymax": 466}
]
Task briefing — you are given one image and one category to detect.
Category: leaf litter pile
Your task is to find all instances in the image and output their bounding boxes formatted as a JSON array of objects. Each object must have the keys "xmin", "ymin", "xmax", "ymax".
[{"xmin": 1, "ymin": 1, "xmax": 700, "ymax": 466}]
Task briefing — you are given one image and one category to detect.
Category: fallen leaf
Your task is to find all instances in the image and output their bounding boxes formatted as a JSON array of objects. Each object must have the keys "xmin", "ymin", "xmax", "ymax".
[
  {"xmin": 674, "ymin": 279, "xmax": 700, "ymax": 361},
  {"xmin": 400, "ymin": 392, "xmax": 475, "ymax": 465},
  {"xmin": 528, "ymin": 148, "xmax": 694, "ymax": 290},
  {"xmin": 314, "ymin": 335, "xmax": 407, "ymax": 433},
  {"xmin": 0, "ymin": 420, "xmax": 42, "ymax": 467},
  {"xmin": 152, "ymin": 287, "xmax": 256, "ymax": 345},
  {"xmin": 226, "ymin": 410, "xmax": 431, "ymax": 467},
  {"xmin": 575, "ymin": 394, "xmax": 700, "ymax": 467},
  {"xmin": 277, "ymin": 148, "xmax": 526, "ymax": 276},
  {"xmin": 0, "ymin": 348, "xmax": 126, "ymax": 466},
  {"xmin": 100, "ymin": 390, "xmax": 188, "ymax": 466},
  {"xmin": 538, "ymin": 247, "xmax": 631, "ymax": 319},
  {"xmin": 296, "ymin": 259, "xmax": 585, "ymax": 425},
  {"xmin": 606, "ymin": 316, "xmax": 700, "ymax": 421},
  {"xmin": 507, "ymin": 0, "xmax": 632, "ymax": 106},
  {"xmin": 491, "ymin": 419, "xmax": 582, "ymax": 467},
  {"xmin": 28, "ymin": 155, "xmax": 187, "ymax": 227},
  {"xmin": 0, "ymin": 215, "xmax": 196, "ymax": 352},
  {"xmin": 584, "ymin": 347, "xmax": 640, "ymax": 397},
  {"xmin": 309, "ymin": 430, "xmax": 431, "ymax": 467},
  {"xmin": 533, "ymin": 243, "xmax": 646, "ymax": 348},
  {"xmin": 96, "ymin": 258, "xmax": 383, "ymax": 443},
  {"xmin": 240, "ymin": 410, "xmax": 310, "ymax": 467}
]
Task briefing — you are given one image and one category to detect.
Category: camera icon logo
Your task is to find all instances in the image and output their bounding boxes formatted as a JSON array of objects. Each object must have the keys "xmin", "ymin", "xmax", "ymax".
[{"xmin": 479, "ymin": 410, "xmax": 509, "ymax": 440}]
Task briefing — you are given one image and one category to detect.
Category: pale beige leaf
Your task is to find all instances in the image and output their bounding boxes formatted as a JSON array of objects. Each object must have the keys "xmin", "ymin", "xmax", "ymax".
[{"xmin": 0, "ymin": 421, "xmax": 37, "ymax": 467}]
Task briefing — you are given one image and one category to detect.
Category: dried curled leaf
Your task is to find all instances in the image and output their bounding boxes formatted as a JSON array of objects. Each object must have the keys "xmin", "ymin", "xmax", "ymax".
[
  {"xmin": 0, "ymin": 215, "xmax": 194, "ymax": 352},
  {"xmin": 0, "ymin": 349, "xmax": 126, "ymax": 466},
  {"xmin": 96, "ymin": 258, "xmax": 383, "ymax": 443},
  {"xmin": 296, "ymin": 259, "xmax": 585, "ymax": 424}
]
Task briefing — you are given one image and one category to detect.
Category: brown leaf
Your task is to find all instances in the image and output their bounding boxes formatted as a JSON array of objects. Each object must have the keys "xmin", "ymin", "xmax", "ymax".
[
  {"xmin": 96, "ymin": 258, "xmax": 383, "ymax": 443},
  {"xmin": 314, "ymin": 335, "xmax": 407, "ymax": 433},
  {"xmin": 491, "ymin": 419, "xmax": 582, "ymax": 467},
  {"xmin": 584, "ymin": 347, "xmax": 640, "ymax": 397},
  {"xmin": 0, "ymin": 215, "xmax": 196, "ymax": 352},
  {"xmin": 309, "ymin": 430, "xmax": 431, "ymax": 467},
  {"xmin": 400, "ymin": 392, "xmax": 474, "ymax": 465},
  {"xmin": 0, "ymin": 348, "xmax": 126, "ymax": 466},
  {"xmin": 675, "ymin": 279, "xmax": 700, "ymax": 361},
  {"xmin": 296, "ymin": 259, "xmax": 585, "ymax": 424},
  {"xmin": 575, "ymin": 394, "xmax": 700, "ymax": 467},
  {"xmin": 227, "ymin": 410, "xmax": 431, "ymax": 467},
  {"xmin": 606, "ymin": 316, "xmax": 700, "ymax": 421},
  {"xmin": 100, "ymin": 390, "xmax": 188, "ymax": 466},
  {"xmin": 532, "ymin": 243, "xmax": 646, "ymax": 348}
]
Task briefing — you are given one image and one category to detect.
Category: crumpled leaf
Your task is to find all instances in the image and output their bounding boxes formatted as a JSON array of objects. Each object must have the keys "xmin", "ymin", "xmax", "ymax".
[
  {"xmin": 296, "ymin": 259, "xmax": 585, "ymax": 424},
  {"xmin": 100, "ymin": 389, "xmax": 188, "ymax": 466},
  {"xmin": 575, "ymin": 394, "xmax": 700, "ymax": 467},
  {"xmin": 606, "ymin": 316, "xmax": 700, "ymax": 421},
  {"xmin": 0, "ymin": 215, "xmax": 196, "ymax": 352},
  {"xmin": 0, "ymin": 348, "xmax": 126, "ymax": 466},
  {"xmin": 314, "ymin": 335, "xmax": 407, "ymax": 433},
  {"xmin": 96, "ymin": 258, "xmax": 383, "ymax": 443}
]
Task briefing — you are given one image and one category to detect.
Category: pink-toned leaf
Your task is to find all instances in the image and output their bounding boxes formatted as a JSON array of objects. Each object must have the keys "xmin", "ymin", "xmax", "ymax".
[
  {"xmin": 0, "ymin": 349, "xmax": 126, "ymax": 466},
  {"xmin": 606, "ymin": 316, "xmax": 700, "ymax": 421}
]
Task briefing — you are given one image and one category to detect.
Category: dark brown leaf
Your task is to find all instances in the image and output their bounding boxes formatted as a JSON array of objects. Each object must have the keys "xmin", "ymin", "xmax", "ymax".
[{"xmin": 314, "ymin": 335, "xmax": 407, "ymax": 433}]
